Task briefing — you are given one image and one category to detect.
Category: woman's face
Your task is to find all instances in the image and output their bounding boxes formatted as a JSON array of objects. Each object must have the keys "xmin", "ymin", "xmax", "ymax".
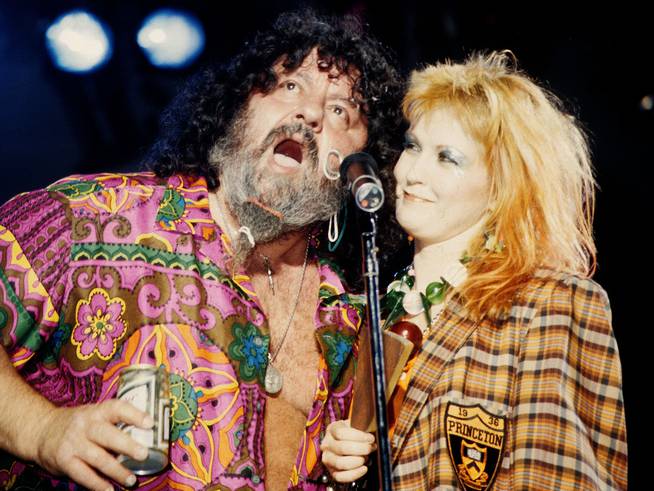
[{"xmin": 394, "ymin": 107, "xmax": 491, "ymax": 244}]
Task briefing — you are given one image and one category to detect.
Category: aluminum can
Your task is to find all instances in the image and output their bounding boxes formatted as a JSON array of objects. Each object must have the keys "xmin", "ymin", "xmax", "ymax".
[{"xmin": 117, "ymin": 364, "xmax": 170, "ymax": 475}]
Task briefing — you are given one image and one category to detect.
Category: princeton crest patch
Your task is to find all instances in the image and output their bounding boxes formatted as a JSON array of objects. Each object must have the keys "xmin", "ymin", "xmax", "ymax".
[{"xmin": 445, "ymin": 402, "xmax": 506, "ymax": 491}]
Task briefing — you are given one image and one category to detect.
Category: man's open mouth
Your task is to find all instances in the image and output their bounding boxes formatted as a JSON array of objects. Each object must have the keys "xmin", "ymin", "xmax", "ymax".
[{"xmin": 273, "ymin": 139, "xmax": 304, "ymax": 168}]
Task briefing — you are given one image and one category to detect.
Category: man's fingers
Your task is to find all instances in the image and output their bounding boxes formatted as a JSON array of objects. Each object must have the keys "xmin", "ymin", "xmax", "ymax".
[
  {"xmin": 79, "ymin": 442, "xmax": 137, "ymax": 489},
  {"xmin": 332, "ymin": 465, "xmax": 369, "ymax": 483},
  {"xmin": 87, "ymin": 422, "xmax": 148, "ymax": 461},
  {"xmin": 64, "ymin": 456, "xmax": 115, "ymax": 491},
  {"xmin": 322, "ymin": 449, "xmax": 369, "ymax": 484},
  {"xmin": 34, "ymin": 404, "xmax": 146, "ymax": 490},
  {"xmin": 331, "ymin": 424, "xmax": 375, "ymax": 444},
  {"xmin": 101, "ymin": 399, "xmax": 153, "ymax": 428},
  {"xmin": 326, "ymin": 438, "xmax": 375, "ymax": 457},
  {"xmin": 322, "ymin": 451, "xmax": 366, "ymax": 471}
]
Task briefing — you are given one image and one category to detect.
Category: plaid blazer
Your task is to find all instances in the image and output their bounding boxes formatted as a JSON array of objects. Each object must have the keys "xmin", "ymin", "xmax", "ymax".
[{"xmin": 390, "ymin": 270, "xmax": 627, "ymax": 490}]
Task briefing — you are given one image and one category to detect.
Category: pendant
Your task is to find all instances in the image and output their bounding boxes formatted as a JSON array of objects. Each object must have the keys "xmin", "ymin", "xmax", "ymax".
[
  {"xmin": 264, "ymin": 363, "xmax": 283, "ymax": 394},
  {"xmin": 402, "ymin": 290, "xmax": 425, "ymax": 316},
  {"xmin": 262, "ymin": 255, "xmax": 275, "ymax": 295}
]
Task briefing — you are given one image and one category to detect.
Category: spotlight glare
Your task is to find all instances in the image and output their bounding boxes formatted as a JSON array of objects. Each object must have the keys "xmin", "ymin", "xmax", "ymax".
[
  {"xmin": 640, "ymin": 95, "xmax": 653, "ymax": 111},
  {"xmin": 137, "ymin": 9, "xmax": 205, "ymax": 68},
  {"xmin": 148, "ymin": 28, "xmax": 167, "ymax": 44},
  {"xmin": 45, "ymin": 10, "xmax": 112, "ymax": 73}
]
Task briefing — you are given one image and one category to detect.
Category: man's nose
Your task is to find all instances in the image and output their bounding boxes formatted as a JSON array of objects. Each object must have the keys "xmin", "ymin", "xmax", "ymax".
[{"xmin": 294, "ymin": 97, "xmax": 324, "ymax": 132}]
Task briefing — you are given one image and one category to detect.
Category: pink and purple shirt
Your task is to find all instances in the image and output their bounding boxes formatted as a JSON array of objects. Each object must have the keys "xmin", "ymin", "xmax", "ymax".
[{"xmin": 0, "ymin": 172, "xmax": 364, "ymax": 490}]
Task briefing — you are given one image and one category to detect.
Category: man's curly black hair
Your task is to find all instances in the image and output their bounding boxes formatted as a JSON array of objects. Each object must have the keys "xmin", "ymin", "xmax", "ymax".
[{"xmin": 146, "ymin": 9, "xmax": 410, "ymax": 289}]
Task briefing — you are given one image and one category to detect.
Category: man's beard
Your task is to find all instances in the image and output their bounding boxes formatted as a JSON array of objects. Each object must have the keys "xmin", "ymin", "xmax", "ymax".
[{"xmin": 210, "ymin": 112, "xmax": 345, "ymax": 262}]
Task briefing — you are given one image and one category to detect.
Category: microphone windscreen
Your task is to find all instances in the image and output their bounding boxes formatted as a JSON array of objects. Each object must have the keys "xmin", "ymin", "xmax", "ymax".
[{"xmin": 340, "ymin": 152, "xmax": 378, "ymax": 182}]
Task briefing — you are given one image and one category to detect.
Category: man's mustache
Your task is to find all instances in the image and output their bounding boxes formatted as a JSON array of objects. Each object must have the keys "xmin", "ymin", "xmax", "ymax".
[{"xmin": 255, "ymin": 122, "xmax": 319, "ymax": 168}]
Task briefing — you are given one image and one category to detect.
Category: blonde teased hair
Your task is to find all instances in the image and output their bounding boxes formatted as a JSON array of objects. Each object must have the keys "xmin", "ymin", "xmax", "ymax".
[{"xmin": 403, "ymin": 51, "xmax": 597, "ymax": 319}]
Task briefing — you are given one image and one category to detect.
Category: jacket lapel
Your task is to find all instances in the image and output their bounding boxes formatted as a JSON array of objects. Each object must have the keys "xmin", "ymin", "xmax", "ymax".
[{"xmin": 391, "ymin": 301, "xmax": 481, "ymax": 463}]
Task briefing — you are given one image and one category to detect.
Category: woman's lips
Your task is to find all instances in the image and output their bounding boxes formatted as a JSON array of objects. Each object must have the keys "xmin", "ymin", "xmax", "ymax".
[{"xmin": 403, "ymin": 191, "xmax": 433, "ymax": 203}]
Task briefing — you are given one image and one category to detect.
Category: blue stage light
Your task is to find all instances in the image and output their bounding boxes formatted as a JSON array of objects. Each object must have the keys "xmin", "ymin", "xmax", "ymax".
[
  {"xmin": 137, "ymin": 9, "xmax": 205, "ymax": 69},
  {"xmin": 45, "ymin": 10, "xmax": 112, "ymax": 73}
]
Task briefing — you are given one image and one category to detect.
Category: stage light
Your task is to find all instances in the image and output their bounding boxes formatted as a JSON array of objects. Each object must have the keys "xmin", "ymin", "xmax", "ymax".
[
  {"xmin": 45, "ymin": 10, "xmax": 112, "ymax": 73},
  {"xmin": 137, "ymin": 9, "xmax": 205, "ymax": 68},
  {"xmin": 640, "ymin": 95, "xmax": 653, "ymax": 111}
]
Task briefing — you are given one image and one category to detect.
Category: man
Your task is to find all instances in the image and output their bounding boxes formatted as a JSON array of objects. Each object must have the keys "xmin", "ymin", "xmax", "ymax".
[{"xmin": 0, "ymin": 10, "xmax": 403, "ymax": 490}]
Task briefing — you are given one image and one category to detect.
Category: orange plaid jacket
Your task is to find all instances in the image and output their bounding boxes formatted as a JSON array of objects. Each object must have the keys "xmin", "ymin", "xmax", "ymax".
[{"xmin": 390, "ymin": 270, "xmax": 627, "ymax": 490}]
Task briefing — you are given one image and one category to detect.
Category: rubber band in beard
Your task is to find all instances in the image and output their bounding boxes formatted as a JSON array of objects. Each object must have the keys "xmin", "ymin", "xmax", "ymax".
[{"xmin": 214, "ymin": 120, "xmax": 346, "ymax": 264}]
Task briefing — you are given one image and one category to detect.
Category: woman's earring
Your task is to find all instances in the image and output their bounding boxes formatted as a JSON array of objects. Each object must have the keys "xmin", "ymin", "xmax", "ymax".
[{"xmin": 322, "ymin": 149, "xmax": 342, "ymax": 181}]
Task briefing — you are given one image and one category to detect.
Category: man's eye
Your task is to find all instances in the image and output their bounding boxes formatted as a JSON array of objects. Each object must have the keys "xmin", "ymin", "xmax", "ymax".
[
  {"xmin": 328, "ymin": 104, "xmax": 350, "ymax": 124},
  {"xmin": 284, "ymin": 81, "xmax": 297, "ymax": 91}
]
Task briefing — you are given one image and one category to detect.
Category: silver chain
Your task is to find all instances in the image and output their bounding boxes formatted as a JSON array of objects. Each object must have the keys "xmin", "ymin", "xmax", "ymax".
[{"xmin": 268, "ymin": 236, "xmax": 311, "ymax": 364}]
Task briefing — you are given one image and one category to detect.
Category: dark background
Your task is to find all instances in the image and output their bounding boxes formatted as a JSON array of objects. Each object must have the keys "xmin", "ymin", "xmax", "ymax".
[{"xmin": 0, "ymin": 1, "xmax": 649, "ymax": 487}]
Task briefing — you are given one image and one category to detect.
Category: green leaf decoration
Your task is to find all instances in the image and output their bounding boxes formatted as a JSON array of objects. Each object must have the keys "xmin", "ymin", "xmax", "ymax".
[
  {"xmin": 405, "ymin": 275, "xmax": 415, "ymax": 289},
  {"xmin": 381, "ymin": 274, "xmax": 411, "ymax": 329},
  {"xmin": 382, "ymin": 291, "xmax": 406, "ymax": 330},
  {"xmin": 420, "ymin": 292, "xmax": 432, "ymax": 325},
  {"xmin": 425, "ymin": 279, "xmax": 447, "ymax": 305}
]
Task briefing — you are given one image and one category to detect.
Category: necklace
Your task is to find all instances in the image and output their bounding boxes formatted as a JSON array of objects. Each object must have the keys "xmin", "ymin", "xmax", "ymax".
[
  {"xmin": 264, "ymin": 237, "xmax": 310, "ymax": 395},
  {"xmin": 382, "ymin": 258, "xmax": 470, "ymax": 360},
  {"xmin": 382, "ymin": 265, "xmax": 450, "ymax": 329}
]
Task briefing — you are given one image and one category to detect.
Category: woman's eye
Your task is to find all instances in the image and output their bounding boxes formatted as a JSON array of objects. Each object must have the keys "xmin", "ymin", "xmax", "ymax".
[
  {"xmin": 439, "ymin": 151, "xmax": 460, "ymax": 166},
  {"xmin": 403, "ymin": 140, "xmax": 419, "ymax": 151},
  {"xmin": 333, "ymin": 106, "xmax": 345, "ymax": 117}
]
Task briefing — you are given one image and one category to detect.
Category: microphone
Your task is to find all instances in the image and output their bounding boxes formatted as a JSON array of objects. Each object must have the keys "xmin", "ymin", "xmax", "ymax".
[{"xmin": 340, "ymin": 152, "xmax": 385, "ymax": 213}]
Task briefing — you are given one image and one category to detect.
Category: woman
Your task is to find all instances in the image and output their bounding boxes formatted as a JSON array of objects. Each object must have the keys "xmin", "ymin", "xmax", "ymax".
[{"xmin": 320, "ymin": 51, "xmax": 627, "ymax": 490}]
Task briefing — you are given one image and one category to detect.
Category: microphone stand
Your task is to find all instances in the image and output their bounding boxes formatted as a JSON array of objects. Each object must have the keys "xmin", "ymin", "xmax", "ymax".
[{"xmin": 359, "ymin": 212, "xmax": 393, "ymax": 490}]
